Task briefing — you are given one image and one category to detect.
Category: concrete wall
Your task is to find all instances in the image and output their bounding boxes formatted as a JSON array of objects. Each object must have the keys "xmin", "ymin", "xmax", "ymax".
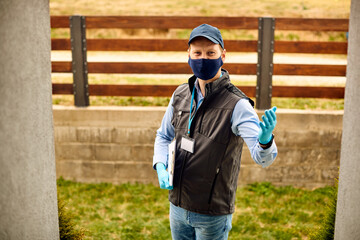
[
  {"xmin": 54, "ymin": 106, "xmax": 343, "ymax": 189},
  {"xmin": 0, "ymin": 0, "xmax": 59, "ymax": 239}
]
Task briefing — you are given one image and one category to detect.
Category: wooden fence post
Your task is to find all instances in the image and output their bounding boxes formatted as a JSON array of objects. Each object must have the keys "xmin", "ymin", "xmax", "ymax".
[
  {"xmin": 70, "ymin": 15, "xmax": 89, "ymax": 107},
  {"xmin": 256, "ymin": 17, "xmax": 275, "ymax": 110}
]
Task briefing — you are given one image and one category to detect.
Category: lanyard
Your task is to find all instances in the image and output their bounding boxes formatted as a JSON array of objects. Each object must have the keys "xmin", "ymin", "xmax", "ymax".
[
  {"xmin": 186, "ymin": 73, "xmax": 223, "ymax": 136},
  {"xmin": 187, "ymin": 86, "xmax": 196, "ymax": 135}
]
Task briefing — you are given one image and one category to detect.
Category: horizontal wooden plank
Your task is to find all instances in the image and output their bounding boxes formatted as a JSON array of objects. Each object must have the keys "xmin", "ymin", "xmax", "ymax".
[
  {"xmin": 50, "ymin": 16, "xmax": 258, "ymax": 29},
  {"xmin": 275, "ymin": 18, "xmax": 349, "ymax": 31},
  {"xmin": 51, "ymin": 61, "xmax": 346, "ymax": 76},
  {"xmin": 51, "ymin": 38, "xmax": 257, "ymax": 52},
  {"xmin": 85, "ymin": 39, "xmax": 257, "ymax": 52},
  {"xmin": 52, "ymin": 83, "xmax": 344, "ymax": 99},
  {"xmin": 51, "ymin": 16, "xmax": 349, "ymax": 31},
  {"xmin": 52, "ymin": 83, "xmax": 252, "ymax": 97},
  {"xmin": 86, "ymin": 62, "xmax": 190, "ymax": 74},
  {"xmin": 86, "ymin": 62, "xmax": 257, "ymax": 75},
  {"xmin": 51, "ymin": 61, "xmax": 256, "ymax": 75},
  {"xmin": 91, "ymin": 84, "xmax": 256, "ymax": 97},
  {"xmin": 86, "ymin": 39, "xmax": 189, "ymax": 51},
  {"xmin": 51, "ymin": 39, "xmax": 71, "ymax": 50},
  {"xmin": 51, "ymin": 16, "xmax": 69, "ymax": 28},
  {"xmin": 89, "ymin": 84, "xmax": 177, "ymax": 97},
  {"xmin": 275, "ymin": 41, "xmax": 348, "ymax": 54},
  {"xmin": 85, "ymin": 16, "xmax": 259, "ymax": 29},
  {"xmin": 51, "ymin": 38, "xmax": 348, "ymax": 54},
  {"xmin": 272, "ymin": 86, "xmax": 344, "ymax": 98},
  {"xmin": 226, "ymin": 40, "xmax": 258, "ymax": 52},
  {"xmin": 273, "ymin": 64, "xmax": 346, "ymax": 76},
  {"xmin": 52, "ymin": 61, "xmax": 72, "ymax": 72},
  {"xmin": 52, "ymin": 83, "xmax": 73, "ymax": 94}
]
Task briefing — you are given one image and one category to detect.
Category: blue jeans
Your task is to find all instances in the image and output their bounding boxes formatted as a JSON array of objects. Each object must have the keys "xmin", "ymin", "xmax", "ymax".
[{"xmin": 169, "ymin": 202, "xmax": 232, "ymax": 240}]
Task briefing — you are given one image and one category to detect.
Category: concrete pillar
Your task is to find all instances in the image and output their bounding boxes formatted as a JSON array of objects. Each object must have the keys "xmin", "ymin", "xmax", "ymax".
[
  {"xmin": 334, "ymin": 0, "xmax": 360, "ymax": 239},
  {"xmin": 0, "ymin": 0, "xmax": 59, "ymax": 239}
]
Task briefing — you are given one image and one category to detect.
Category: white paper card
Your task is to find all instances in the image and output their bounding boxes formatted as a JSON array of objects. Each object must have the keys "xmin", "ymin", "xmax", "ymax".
[
  {"xmin": 181, "ymin": 136, "xmax": 195, "ymax": 153},
  {"xmin": 168, "ymin": 140, "xmax": 176, "ymax": 187}
]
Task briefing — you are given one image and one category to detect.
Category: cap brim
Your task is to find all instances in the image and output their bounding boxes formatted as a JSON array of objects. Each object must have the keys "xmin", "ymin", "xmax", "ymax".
[{"xmin": 188, "ymin": 34, "xmax": 220, "ymax": 46}]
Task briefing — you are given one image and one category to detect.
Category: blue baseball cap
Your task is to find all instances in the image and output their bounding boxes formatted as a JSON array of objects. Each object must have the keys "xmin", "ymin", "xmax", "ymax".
[{"xmin": 188, "ymin": 24, "xmax": 224, "ymax": 49}]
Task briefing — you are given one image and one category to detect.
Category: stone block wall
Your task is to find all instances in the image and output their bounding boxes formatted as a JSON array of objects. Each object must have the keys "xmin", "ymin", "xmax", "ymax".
[{"xmin": 54, "ymin": 106, "xmax": 343, "ymax": 189}]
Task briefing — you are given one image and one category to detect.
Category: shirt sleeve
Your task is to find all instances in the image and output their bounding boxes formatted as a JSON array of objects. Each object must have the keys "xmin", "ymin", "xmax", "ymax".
[
  {"xmin": 231, "ymin": 98, "xmax": 278, "ymax": 168},
  {"xmin": 152, "ymin": 93, "xmax": 176, "ymax": 169}
]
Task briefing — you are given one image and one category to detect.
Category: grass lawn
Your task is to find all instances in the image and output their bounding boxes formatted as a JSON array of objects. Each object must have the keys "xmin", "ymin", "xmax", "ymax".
[{"xmin": 57, "ymin": 178, "xmax": 334, "ymax": 240}]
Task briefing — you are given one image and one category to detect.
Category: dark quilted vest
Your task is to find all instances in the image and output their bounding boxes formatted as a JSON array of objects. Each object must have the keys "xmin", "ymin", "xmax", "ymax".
[{"xmin": 169, "ymin": 69, "xmax": 253, "ymax": 215}]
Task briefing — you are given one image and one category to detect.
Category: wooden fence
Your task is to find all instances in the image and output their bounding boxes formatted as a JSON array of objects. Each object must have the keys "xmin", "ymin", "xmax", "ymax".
[{"xmin": 50, "ymin": 16, "xmax": 348, "ymax": 108}]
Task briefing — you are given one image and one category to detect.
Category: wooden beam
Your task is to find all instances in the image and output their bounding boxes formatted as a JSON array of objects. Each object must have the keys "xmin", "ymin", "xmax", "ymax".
[
  {"xmin": 50, "ymin": 16, "xmax": 349, "ymax": 31},
  {"xmin": 84, "ymin": 16, "xmax": 259, "ymax": 29},
  {"xmin": 51, "ymin": 39, "xmax": 71, "ymax": 50},
  {"xmin": 273, "ymin": 64, "xmax": 346, "ymax": 76},
  {"xmin": 52, "ymin": 84, "xmax": 254, "ymax": 97},
  {"xmin": 52, "ymin": 83, "xmax": 344, "ymax": 99},
  {"xmin": 51, "ymin": 61, "xmax": 346, "ymax": 77},
  {"xmin": 51, "ymin": 61, "xmax": 346, "ymax": 76},
  {"xmin": 50, "ymin": 16, "xmax": 69, "ymax": 28},
  {"xmin": 275, "ymin": 41, "xmax": 348, "ymax": 54},
  {"xmin": 272, "ymin": 86, "xmax": 344, "ymax": 98},
  {"xmin": 87, "ymin": 62, "xmax": 191, "ymax": 74},
  {"xmin": 51, "ymin": 38, "xmax": 347, "ymax": 55},
  {"xmin": 85, "ymin": 39, "xmax": 257, "ymax": 52},
  {"xmin": 86, "ymin": 39, "xmax": 189, "ymax": 51},
  {"xmin": 89, "ymin": 84, "xmax": 177, "ymax": 97},
  {"xmin": 275, "ymin": 18, "xmax": 349, "ymax": 31},
  {"xmin": 51, "ymin": 38, "xmax": 257, "ymax": 52},
  {"xmin": 52, "ymin": 61, "xmax": 72, "ymax": 72},
  {"xmin": 88, "ymin": 84, "xmax": 256, "ymax": 97},
  {"xmin": 86, "ymin": 62, "xmax": 257, "ymax": 75},
  {"xmin": 52, "ymin": 83, "xmax": 73, "ymax": 94}
]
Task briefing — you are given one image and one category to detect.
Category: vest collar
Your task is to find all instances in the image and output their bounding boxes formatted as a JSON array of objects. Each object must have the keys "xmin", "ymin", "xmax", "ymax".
[{"xmin": 188, "ymin": 69, "xmax": 230, "ymax": 97}]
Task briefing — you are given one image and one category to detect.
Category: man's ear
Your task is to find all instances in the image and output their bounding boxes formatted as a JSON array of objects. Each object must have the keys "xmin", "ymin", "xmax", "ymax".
[{"xmin": 221, "ymin": 49, "xmax": 226, "ymax": 62}]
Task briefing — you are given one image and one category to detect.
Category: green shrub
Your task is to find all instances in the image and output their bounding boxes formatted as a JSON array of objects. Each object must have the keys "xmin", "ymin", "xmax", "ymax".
[
  {"xmin": 58, "ymin": 194, "xmax": 86, "ymax": 240},
  {"xmin": 309, "ymin": 182, "xmax": 338, "ymax": 240}
]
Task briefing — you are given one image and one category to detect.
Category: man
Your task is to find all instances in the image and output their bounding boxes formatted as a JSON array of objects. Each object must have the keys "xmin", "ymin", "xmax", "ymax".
[{"xmin": 153, "ymin": 24, "xmax": 278, "ymax": 240}]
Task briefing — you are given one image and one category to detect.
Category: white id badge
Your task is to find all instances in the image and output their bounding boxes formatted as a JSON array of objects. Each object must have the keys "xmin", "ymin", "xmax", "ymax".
[{"xmin": 181, "ymin": 136, "xmax": 195, "ymax": 153}]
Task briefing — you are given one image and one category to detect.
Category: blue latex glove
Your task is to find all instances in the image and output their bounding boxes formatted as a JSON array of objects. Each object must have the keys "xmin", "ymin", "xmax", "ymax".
[
  {"xmin": 156, "ymin": 163, "xmax": 173, "ymax": 190},
  {"xmin": 258, "ymin": 106, "xmax": 277, "ymax": 144}
]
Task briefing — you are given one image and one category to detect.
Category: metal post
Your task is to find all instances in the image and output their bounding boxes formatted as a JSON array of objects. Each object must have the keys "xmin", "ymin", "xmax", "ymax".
[
  {"xmin": 256, "ymin": 17, "xmax": 275, "ymax": 110},
  {"xmin": 70, "ymin": 15, "xmax": 89, "ymax": 107}
]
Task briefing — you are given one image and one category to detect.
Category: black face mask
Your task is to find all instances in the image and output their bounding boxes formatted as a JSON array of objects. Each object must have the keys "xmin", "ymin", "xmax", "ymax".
[{"xmin": 188, "ymin": 56, "xmax": 223, "ymax": 80}]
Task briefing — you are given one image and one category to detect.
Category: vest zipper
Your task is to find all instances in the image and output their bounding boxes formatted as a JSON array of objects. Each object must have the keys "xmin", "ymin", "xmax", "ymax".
[
  {"xmin": 178, "ymin": 97, "xmax": 202, "ymax": 205},
  {"xmin": 197, "ymin": 111, "xmax": 205, "ymax": 134},
  {"xmin": 190, "ymin": 95, "xmax": 207, "ymax": 136},
  {"xmin": 208, "ymin": 167, "xmax": 220, "ymax": 204},
  {"xmin": 178, "ymin": 88, "xmax": 207, "ymax": 205}
]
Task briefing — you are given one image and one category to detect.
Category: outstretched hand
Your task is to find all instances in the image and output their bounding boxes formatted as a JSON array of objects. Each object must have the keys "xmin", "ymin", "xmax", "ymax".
[
  {"xmin": 258, "ymin": 106, "xmax": 277, "ymax": 144},
  {"xmin": 156, "ymin": 163, "xmax": 173, "ymax": 190}
]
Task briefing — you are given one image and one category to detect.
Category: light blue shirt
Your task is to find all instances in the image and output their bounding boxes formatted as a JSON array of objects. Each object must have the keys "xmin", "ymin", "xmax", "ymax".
[{"xmin": 153, "ymin": 79, "xmax": 277, "ymax": 169}]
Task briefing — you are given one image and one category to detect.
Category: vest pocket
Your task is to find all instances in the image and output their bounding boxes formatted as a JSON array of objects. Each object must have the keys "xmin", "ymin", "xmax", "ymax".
[
  {"xmin": 173, "ymin": 109, "xmax": 190, "ymax": 129},
  {"xmin": 208, "ymin": 167, "xmax": 220, "ymax": 204},
  {"xmin": 197, "ymin": 108, "xmax": 232, "ymax": 145}
]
